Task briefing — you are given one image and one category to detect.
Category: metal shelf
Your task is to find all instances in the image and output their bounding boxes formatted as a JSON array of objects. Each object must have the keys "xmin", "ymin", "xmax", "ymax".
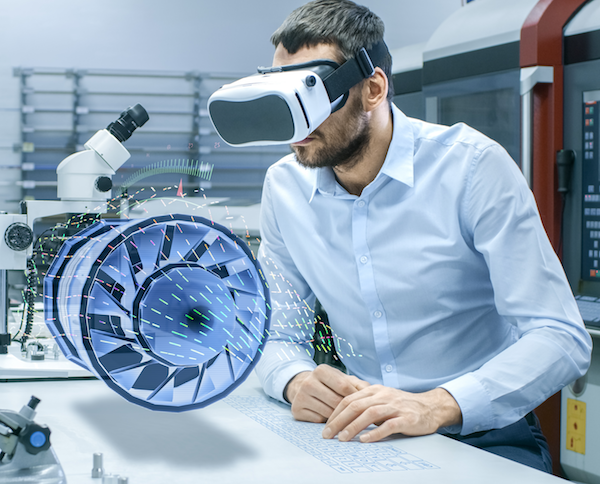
[
  {"xmin": 14, "ymin": 66, "xmax": 248, "ymax": 80},
  {"xmin": 22, "ymin": 126, "xmax": 199, "ymax": 135},
  {"xmin": 13, "ymin": 66, "xmax": 278, "ymax": 204},
  {"xmin": 21, "ymin": 106, "xmax": 199, "ymax": 116},
  {"xmin": 23, "ymin": 88, "xmax": 196, "ymax": 97}
]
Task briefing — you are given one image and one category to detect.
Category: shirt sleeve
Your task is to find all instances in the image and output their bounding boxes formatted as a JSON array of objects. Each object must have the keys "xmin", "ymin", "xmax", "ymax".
[
  {"xmin": 254, "ymin": 168, "xmax": 317, "ymax": 403},
  {"xmin": 439, "ymin": 143, "xmax": 593, "ymax": 435}
]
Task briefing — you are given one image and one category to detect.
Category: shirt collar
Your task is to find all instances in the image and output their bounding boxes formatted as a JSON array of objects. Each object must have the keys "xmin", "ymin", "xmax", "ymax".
[
  {"xmin": 379, "ymin": 104, "xmax": 415, "ymax": 188},
  {"xmin": 308, "ymin": 103, "xmax": 415, "ymax": 203}
]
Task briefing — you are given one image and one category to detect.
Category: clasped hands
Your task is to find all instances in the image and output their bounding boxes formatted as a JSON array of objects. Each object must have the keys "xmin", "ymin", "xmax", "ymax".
[{"xmin": 285, "ymin": 364, "xmax": 462, "ymax": 443}]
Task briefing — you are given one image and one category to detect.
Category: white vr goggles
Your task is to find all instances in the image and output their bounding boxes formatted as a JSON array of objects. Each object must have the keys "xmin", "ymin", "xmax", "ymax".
[{"xmin": 208, "ymin": 41, "xmax": 389, "ymax": 147}]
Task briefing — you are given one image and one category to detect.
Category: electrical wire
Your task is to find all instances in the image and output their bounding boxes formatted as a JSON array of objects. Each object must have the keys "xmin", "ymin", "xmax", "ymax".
[
  {"xmin": 558, "ymin": 193, "xmax": 567, "ymax": 258},
  {"xmin": 11, "ymin": 216, "xmax": 99, "ymax": 347},
  {"xmin": 12, "ymin": 258, "xmax": 37, "ymax": 349}
]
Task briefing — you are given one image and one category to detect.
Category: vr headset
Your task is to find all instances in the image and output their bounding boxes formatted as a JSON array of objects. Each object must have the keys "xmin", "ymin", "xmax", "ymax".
[{"xmin": 207, "ymin": 41, "xmax": 390, "ymax": 147}]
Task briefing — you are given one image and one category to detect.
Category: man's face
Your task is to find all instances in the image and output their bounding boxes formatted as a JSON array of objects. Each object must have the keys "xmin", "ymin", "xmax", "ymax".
[{"xmin": 272, "ymin": 43, "xmax": 371, "ymax": 170}]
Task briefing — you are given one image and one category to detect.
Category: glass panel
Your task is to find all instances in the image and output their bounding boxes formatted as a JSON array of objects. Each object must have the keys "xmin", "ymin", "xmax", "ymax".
[{"xmin": 440, "ymin": 88, "xmax": 518, "ymax": 162}]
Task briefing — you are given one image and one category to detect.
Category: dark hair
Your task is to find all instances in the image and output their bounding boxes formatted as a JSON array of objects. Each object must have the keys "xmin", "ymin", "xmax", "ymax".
[{"xmin": 271, "ymin": 0, "xmax": 394, "ymax": 103}]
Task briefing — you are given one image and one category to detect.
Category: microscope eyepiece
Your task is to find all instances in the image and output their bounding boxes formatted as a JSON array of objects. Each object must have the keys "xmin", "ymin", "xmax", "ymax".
[
  {"xmin": 106, "ymin": 104, "xmax": 149, "ymax": 143},
  {"xmin": 28, "ymin": 396, "xmax": 41, "ymax": 410}
]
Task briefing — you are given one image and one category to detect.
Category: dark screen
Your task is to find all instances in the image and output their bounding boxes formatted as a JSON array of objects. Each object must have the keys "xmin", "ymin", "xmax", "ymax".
[{"xmin": 209, "ymin": 96, "xmax": 295, "ymax": 145}]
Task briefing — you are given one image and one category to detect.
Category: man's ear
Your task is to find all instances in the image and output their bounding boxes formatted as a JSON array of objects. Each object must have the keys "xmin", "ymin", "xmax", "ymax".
[{"xmin": 362, "ymin": 67, "xmax": 388, "ymax": 112}]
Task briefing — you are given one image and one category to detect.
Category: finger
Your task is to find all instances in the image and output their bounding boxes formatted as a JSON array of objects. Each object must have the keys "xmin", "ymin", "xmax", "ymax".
[
  {"xmin": 327, "ymin": 386, "xmax": 376, "ymax": 424},
  {"xmin": 293, "ymin": 406, "xmax": 328, "ymax": 423},
  {"xmin": 323, "ymin": 395, "xmax": 377, "ymax": 439},
  {"xmin": 332, "ymin": 403, "xmax": 391, "ymax": 442},
  {"xmin": 361, "ymin": 410, "xmax": 439, "ymax": 441},
  {"xmin": 314, "ymin": 365, "xmax": 361, "ymax": 398},
  {"xmin": 293, "ymin": 394, "xmax": 335, "ymax": 421},
  {"xmin": 303, "ymin": 375, "xmax": 346, "ymax": 410},
  {"xmin": 359, "ymin": 418, "xmax": 400, "ymax": 443}
]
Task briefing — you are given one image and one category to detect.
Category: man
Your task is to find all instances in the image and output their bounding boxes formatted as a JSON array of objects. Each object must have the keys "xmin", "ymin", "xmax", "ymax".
[{"xmin": 254, "ymin": 0, "xmax": 592, "ymax": 472}]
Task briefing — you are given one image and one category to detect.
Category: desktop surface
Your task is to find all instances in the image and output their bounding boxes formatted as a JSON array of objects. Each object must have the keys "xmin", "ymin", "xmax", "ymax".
[{"xmin": 0, "ymin": 371, "xmax": 566, "ymax": 484}]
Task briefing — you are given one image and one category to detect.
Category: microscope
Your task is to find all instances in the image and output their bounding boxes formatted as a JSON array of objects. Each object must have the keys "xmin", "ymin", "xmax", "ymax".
[
  {"xmin": 0, "ymin": 104, "xmax": 149, "ymax": 355},
  {"xmin": 0, "ymin": 105, "xmax": 148, "ymax": 483},
  {"xmin": 0, "ymin": 396, "xmax": 65, "ymax": 483}
]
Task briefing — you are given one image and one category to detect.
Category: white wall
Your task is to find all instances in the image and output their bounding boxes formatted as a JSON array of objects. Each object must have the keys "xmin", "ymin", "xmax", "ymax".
[
  {"xmin": 0, "ymin": 0, "xmax": 461, "ymax": 72},
  {"xmin": 0, "ymin": 0, "xmax": 461, "ymax": 211}
]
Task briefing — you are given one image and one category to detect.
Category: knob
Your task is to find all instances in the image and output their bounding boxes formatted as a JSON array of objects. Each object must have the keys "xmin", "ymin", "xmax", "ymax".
[
  {"xmin": 95, "ymin": 176, "xmax": 113, "ymax": 193},
  {"xmin": 20, "ymin": 423, "xmax": 51, "ymax": 454},
  {"xmin": 4, "ymin": 222, "xmax": 33, "ymax": 251}
]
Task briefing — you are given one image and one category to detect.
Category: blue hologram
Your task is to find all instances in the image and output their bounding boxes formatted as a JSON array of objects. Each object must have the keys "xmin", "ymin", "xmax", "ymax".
[{"xmin": 44, "ymin": 214, "xmax": 270, "ymax": 411}]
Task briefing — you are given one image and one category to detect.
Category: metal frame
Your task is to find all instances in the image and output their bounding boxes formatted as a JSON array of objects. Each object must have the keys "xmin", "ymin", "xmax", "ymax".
[{"xmin": 12, "ymin": 67, "xmax": 290, "ymax": 204}]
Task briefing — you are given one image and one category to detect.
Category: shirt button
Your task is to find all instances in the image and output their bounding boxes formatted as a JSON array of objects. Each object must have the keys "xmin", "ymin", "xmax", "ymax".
[
  {"xmin": 360, "ymin": 256, "xmax": 368, "ymax": 264},
  {"xmin": 385, "ymin": 365, "xmax": 393, "ymax": 373},
  {"xmin": 357, "ymin": 200, "xmax": 366, "ymax": 208},
  {"xmin": 374, "ymin": 310, "xmax": 382, "ymax": 318}
]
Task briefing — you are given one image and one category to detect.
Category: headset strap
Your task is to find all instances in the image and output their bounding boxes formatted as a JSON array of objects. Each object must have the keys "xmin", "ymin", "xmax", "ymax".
[{"xmin": 322, "ymin": 40, "xmax": 389, "ymax": 102}]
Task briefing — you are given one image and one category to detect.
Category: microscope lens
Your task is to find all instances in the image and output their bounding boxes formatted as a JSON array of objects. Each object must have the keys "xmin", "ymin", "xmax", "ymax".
[{"xmin": 106, "ymin": 104, "xmax": 149, "ymax": 143}]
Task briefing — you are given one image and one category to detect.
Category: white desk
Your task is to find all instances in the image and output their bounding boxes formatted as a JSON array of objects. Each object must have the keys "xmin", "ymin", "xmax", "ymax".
[
  {"xmin": 0, "ymin": 342, "xmax": 92, "ymax": 379},
  {"xmin": 1, "ymin": 307, "xmax": 91, "ymax": 380},
  {"xmin": 0, "ymin": 372, "xmax": 566, "ymax": 484}
]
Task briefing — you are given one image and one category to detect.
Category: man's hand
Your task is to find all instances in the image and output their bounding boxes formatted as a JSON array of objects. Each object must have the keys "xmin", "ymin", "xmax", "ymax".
[
  {"xmin": 322, "ymin": 385, "xmax": 462, "ymax": 443},
  {"xmin": 285, "ymin": 365, "xmax": 370, "ymax": 423}
]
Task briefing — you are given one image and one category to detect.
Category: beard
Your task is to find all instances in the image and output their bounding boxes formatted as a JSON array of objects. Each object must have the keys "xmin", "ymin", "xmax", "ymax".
[{"xmin": 292, "ymin": 93, "xmax": 371, "ymax": 169}]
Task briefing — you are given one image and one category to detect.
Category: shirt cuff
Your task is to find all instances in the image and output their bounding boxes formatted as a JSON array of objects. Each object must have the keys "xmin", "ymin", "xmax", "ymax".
[
  {"xmin": 273, "ymin": 362, "xmax": 317, "ymax": 404},
  {"xmin": 438, "ymin": 372, "xmax": 493, "ymax": 436}
]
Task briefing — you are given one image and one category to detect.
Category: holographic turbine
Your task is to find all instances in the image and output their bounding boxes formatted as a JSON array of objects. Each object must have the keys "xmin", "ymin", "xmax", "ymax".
[{"xmin": 44, "ymin": 214, "xmax": 269, "ymax": 411}]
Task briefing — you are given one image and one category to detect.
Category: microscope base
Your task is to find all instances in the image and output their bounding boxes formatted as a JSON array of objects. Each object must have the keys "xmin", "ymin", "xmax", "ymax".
[{"xmin": 0, "ymin": 445, "xmax": 66, "ymax": 484}]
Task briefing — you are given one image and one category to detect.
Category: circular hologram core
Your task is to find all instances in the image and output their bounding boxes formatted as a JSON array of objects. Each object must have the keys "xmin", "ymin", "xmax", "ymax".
[
  {"xmin": 137, "ymin": 264, "xmax": 237, "ymax": 366},
  {"xmin": 44, "ymin": 214, "xmax": 270, "ymax": 411}
]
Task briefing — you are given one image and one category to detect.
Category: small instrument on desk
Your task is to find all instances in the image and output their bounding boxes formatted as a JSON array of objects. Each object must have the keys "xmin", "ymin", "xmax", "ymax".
[{"xmin": 0, "ymin": 396, "xmax": 66, "ymax": 484}]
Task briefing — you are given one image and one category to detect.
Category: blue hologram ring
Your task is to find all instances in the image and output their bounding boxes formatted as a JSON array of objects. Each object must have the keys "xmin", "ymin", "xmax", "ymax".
[{"xmin": 44, "ymin": 214, "xmax": 270, "ymax": 411}]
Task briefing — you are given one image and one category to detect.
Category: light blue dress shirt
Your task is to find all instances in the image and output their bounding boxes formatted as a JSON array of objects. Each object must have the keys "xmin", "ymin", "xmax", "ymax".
[{"xmin": 255, "ymin": 104, "xmax": 592, "ymax": 435}]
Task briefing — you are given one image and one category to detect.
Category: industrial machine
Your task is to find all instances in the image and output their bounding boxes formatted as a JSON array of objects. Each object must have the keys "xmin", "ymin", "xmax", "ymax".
[
  {"xmin": 421, "ymin": 0, "xmax": 541, "ymax": 178},
  {"xmin": 417, "ymin": 0, "xmax": 593, "ymax": 477},
  {"xmin": 561, "ymin": 1, "xmax": 600, "ymax": 481},
  {"xmin": 391, "ymin": 43, "xmax": 425, "ymax": 121}
]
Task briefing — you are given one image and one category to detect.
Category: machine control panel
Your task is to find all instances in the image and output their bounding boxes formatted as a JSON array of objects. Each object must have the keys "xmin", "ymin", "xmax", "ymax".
[{"xmin": 582, "ymin": 93, "xmax": 600, "ymax": 281}]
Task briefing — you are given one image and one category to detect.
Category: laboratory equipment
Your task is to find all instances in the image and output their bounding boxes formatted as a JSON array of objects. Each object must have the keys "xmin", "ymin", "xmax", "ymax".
[
  {"xmin": 0, "ymin": 102, "xmax": 270, "ymax": 412},
  {"xmin": 560, "ymin": 0, "xmax": 600, "ymax": 481},
  {"xmin": 0, "ymin": 396, "xmax": 66, "ymax": 484},
  {"xmin": 421, "ymin": 0, "xmax": 540, "ymax": 174},
  {"xmin": 0, "ymin": 103, "xmax": 150, "ymax": 355},
  {"xmin": 391, "ymin": 43, "xmax": 425, "ymax": 121}
]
